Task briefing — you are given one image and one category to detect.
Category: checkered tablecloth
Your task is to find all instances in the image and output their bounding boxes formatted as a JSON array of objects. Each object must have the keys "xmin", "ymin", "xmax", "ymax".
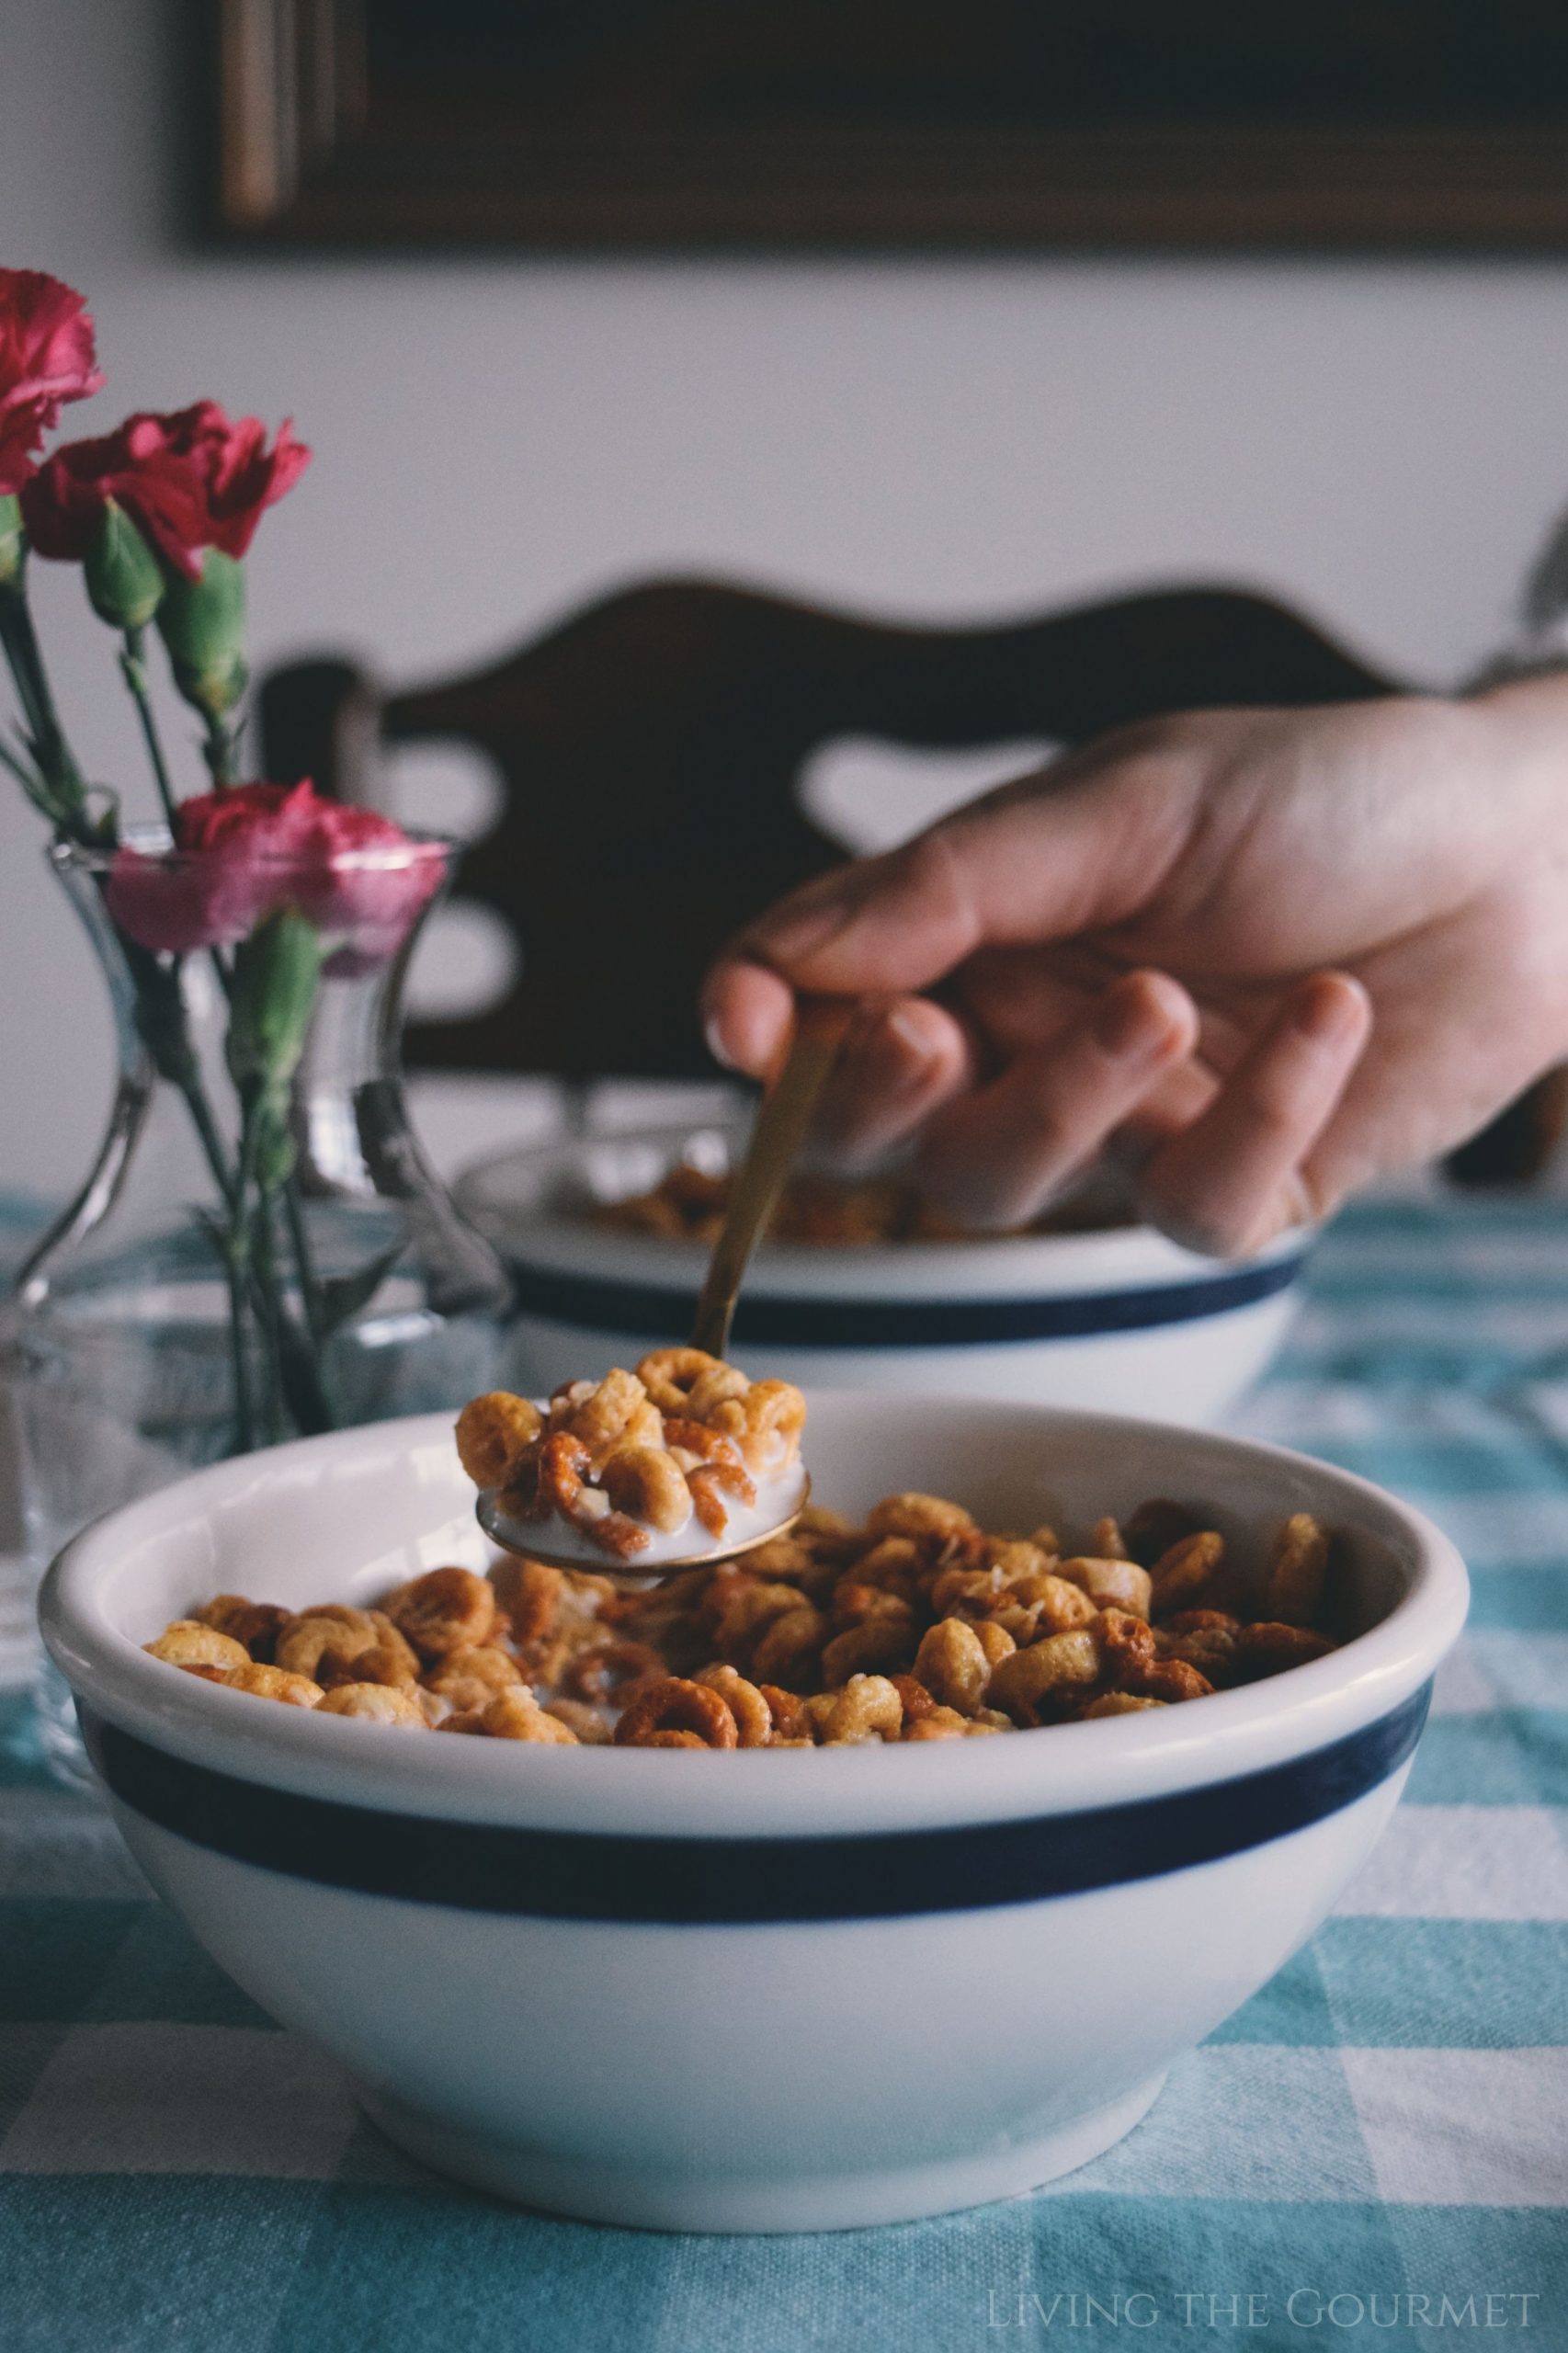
[{"xmin": 1, "ymin": 1193, "xmax": 1564, "ymax": 2352}]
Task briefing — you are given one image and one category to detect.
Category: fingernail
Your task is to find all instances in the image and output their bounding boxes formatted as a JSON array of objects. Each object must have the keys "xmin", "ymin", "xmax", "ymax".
[
  {"xmin": 1096, "ymin": 986, "xmax": 1164, "ymax": 1059},
  {"xmin": 704, "ymin": 1014, "xmax": 739, "ymax": 1072},
  {"xmin": 1293, "ymin": 977, "xmax": 1366, "ymax": 1045}
]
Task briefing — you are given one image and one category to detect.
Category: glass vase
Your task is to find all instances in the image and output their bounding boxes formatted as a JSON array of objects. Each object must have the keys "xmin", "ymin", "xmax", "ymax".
[{"xmin": 5, "ymin": 830, "xmax": 513, "ymax": 1781}]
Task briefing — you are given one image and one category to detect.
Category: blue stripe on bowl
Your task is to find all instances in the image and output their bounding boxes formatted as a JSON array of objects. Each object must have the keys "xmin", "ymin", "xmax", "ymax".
[
  {"xmin": 80, "ymin": 1682, "xmax": 1427, "ymax": 1924},
  {"xmin": 506, "ymin": 1251, "xmax": 1305, "ymax": 1349}
]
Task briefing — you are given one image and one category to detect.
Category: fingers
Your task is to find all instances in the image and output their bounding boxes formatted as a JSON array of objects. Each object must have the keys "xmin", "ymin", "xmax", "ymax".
[
  {"xmin": 915, "ymin": 971, "xmax": 1199, "ymax": 1228},
  {"xmin": 702, "ymin": 957, "xmax": 793, "ymax": 1079},
  {"xmin": 1138, "ymin": 972, "xmax": 1371, "ymax": 1256},
  {"xmin": 810, "ymin": 996, "xmax": 977, "ymax": 1166}
]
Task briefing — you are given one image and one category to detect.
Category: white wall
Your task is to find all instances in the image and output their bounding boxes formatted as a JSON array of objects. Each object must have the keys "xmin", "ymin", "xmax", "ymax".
[{"xmin": 6, "ymin": 0, "xmax": 1568, "ymax": 1195}]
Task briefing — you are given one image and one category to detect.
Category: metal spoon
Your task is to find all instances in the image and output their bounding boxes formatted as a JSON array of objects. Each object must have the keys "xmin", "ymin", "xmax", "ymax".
[{"xmin": 478, "ymin": 995, "xmax": 854, "ymax": 1577}]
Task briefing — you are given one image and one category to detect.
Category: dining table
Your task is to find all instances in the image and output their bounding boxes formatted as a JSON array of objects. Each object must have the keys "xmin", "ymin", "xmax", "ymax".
[{"xmin": 0, "ymin": 1181, "xmax": 1563, "ymax": 2350}]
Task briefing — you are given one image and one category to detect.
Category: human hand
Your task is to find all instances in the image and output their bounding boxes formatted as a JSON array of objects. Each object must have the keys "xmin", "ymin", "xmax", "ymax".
[{"xmin": 702, "ymin": 679, "xmax": 1568, "ymax": 1254}]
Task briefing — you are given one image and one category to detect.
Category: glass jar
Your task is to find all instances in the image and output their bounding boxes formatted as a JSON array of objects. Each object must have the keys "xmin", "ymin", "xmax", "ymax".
[{"xmin": 5, "ymin": 830, "xmax": 512, "ymax": 1779}]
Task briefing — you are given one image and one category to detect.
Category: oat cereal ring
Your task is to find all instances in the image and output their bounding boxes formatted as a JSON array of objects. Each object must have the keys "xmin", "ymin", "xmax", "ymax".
[
  {"xmin": 1266, "ymin": 1513, "xmax": 1331, "ymax": 1628},
  {"xmin": 643, "ymin": 1730, "xmax": 709, "ymax": 1747},
  {"xmin": 819, "ymin": 1617, "xmax": 915, "ymax": 1688},
  {"xmin": 749, "ymin": 1604, "xmax": 825, "ymax": 1688},
  {"xmin": 1123, "ymin": 1499, "xmax": 1202, "ymax": 1569},
  {"xmin": 634, "ymin": 1347, "xmax": 728, "ymax": 1414},
  {"xmin": 224, "ymin": 1662, "xmax": 324, "ymax": 1707},
  {"xmin": 1090, "ymin": 1516, "xmax": 1129, "ymax": 1561},
  {"xmin": 1055, "ymin": 1556, "xmax": 1153, "ymax": 1620},
  {"xmin": 902, "ymin": 1706, "xmax": 971, "ymax": 1741},
  {"xmin": 274, "ymin": 1608, "xmax": 382, "ymax": 1681},
  {"xmin": 177, "ymin": 1662, "xmax": 233, "ymax": 1684},
  {"xmin": 1148, "ymin": 1529, "xmax": 1226, "ymax": 1616},
  {"xmin": 480, "ymin": 1688, "xmax": 580, "ymax": 1743},
  {"xmin": 195, "ymin": 1597, "xmax": 290, "ymax": 1661},
  {"xmin": 533, "ymin": 1430, "xmax": 593, "ymax": 1518},
  {"xmin": 1130, "ymin": 1657, "xmax": 1215, "ymax": 1703},
  {"xmin": 757, "ymin": 1683, "xmax": 812, "ymax": 1741},
  {"xmin": 889, "ymin": 1673, "xmax": 939, "ymax": 1725},
  {"xmin": 696, "ymin": 1665, "xmax": 773, "ymax": 1746},
  {"xmin": 601, "ymin": 1445, "xmax": 692, "ymax": 1534},
  {"xmin": 613, "ymin": 1676, "xmax": 740, "ymax": 1749},
  {"xmin": 145, "ymin": 1620, "xmax": 252, "ymax": 1672},
  {"xmin": 865, "ymin": 1493, "xmax": 978, "ymax": 1543},
  {"xmin": 987, "ymin": 1629, "xmax": 1101, "ymax": 1725},
  {"xmin": 1082, "ymin": 1691, "xmax": 1166, "ymax": 1717},
  {"xmin": 455, "ymin": 1391, "xmax": 544, "ymax": 1491},
  {"xmin": 816, "ymin": 1673, "xmax": 903, "ymax": 1745},
  {"xmin": 427, "ymin": 1645, "xmax": 524, "ymax": 1711},
  {"xmin": 911, "ymin": 1618, "xmax": 993, "ymax": 1716},
  {"xmin": 542, "ymin": 1697, "xmax": 612, "ymax": 1744},
  {"xmin": 385, "ymin": 1567, "xmax": 498, "ymax": 1659},
  {"xmin": 315, "ymin": 1682, "xmax": 426, "ymax": 1725},
  {"xmin": 1233, "ymin": 1621, "xmax": 1336, "ymax": 1680},
  {"xmin": 971, "ymin": 1619, "xmax": 1017, "ymax": 1668},
  {"xmin": 684, "ymin": 1364, "xmax": 749, "ymax": 1420},
  {"xmin": 563, "ymin": 1641, "xmax": 665, "ymax": 1704},
  {"xmin": 1094, "ymin": 1608, "xmax": 1158, "ymax": 1687},
  {"xmin": 1005, "ymin": 1574, "xmax": 1100, "ymax": 1634},
  {"xmin": 314, "ymin": 1640, "xmax": 416, "ymax": 1693},
  {"xmin": 489, "ymin": 1557, "xmax": 565, "ymax": 1647},
  {"xmin": 563, "ymin": 1368, "xmax": 649, "ymax": 1460},
  {"xmin": 721, "ymin": 1378, "xmax": 807, "ymax": 1473}
]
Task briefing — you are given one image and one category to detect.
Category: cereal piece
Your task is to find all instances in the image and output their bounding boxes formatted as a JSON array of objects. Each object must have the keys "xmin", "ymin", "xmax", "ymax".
[
  {"xmin": 1127, "ymin": 1658, "xmax": 1214, "ymax": 1704},
  {"xmin": 601, "ymin": 1445, "xmax": 692, "ymax": 1533},
  {"xmin": 971, "ymin": 1620, "xmax": 1017, "ymax": 1668},
  {"xmin": 436, "ymin": 1709, "xmax": 485, "ymax": 1733},
  {"xmin": 1028, "ymin": 1524, "xmax": 1062, "ymax": 1558},
  {"xmin": 385, "ymin": 1567, "xmax": 496, "ymax": 1659},
  {"xmin": 562, "ymin": 1368, "xmax": 649, "ymax": 1461},
  {"xmin": 414, "ymin": 1686, "xmax": 451, "ymax": 1727},
  {"xmin": 757, "ymin": 1683, "xmax": 812, "ymax": 1742},
  {"xmin": 1123, "ymin": 1499, "xmax": 1202, "ymax": 1569},
  {"xmin": 427, "ymin": 1645, "xmax": 523, "ymax": 1712},
  {"xmin": 988, "ymin": 1630, "xmax": 1101, "ymax": 1725},
  {"xmin": 1148, "ymin": 1530, "xmax": 1226, "ymax": 1616},
  {"xmin": 982, "ymin": 1539, "xmax": 1057, "ymax": 1582},
  {"xmin": 195, "ymin": 1596, "xmax": 291, "ymax": 1661},
  {"xmin": 564, "ymin": 1641, "xmax": 665, "ymax": 1704},
  {"xmin": 1006, "ymin": 1574, "xmax": 1100, "ymax": 1634},
  {"xmin": 1055, "ymin": 1556, "xmax": 1153, "ymax": 1620},
  {"xmin": 542, "ymin": 1697, "xmax": 612, "ymax": 1744},
  {"xmin": 1082, "ymin": 1692, "xmax": 1166, "ymax": 1718},
  {"xmin": 614, "ymin": 1677, "xmax": 740, "ymax": 1749},
  {"xmin": 686, "ymin": 1363, "xmax": 749, "ymax": 1420},
  {"xmin": 644, "ymin": 1730, "xmax": 708, "ymax": 1748},
  {"xmin": 688, "ymin": 1460, "xmax": 757, "ymax": 1539},
  {"xmin": 145, "ymin": 1620, "xmax": 251, "ymax": 1672},
  {"xmin": 224, "ymin": 1662, "xmax": 324, "ymax": 1708},
  {"xmin": 177, "ymin": 1662, "xmax": 232, "ymax": 1684},
  {"xmin": 275, "ymin": 1608, "xmax": 381, "ymax": 1680},
  {"xmin": 1232, "ymin": 1622, "xmax": 1336, "ymax": 1681},
  {"xmin": 1266, "ymin": 1514, "xmax": 1331, "ymax": 1629},
  {"xmin": 315, "ymin": 1683, "xmax": 426, "ymax": 1726},
  {"xmin": 1090, "ymin": 1515, "xmax": 1129, "ymax": 1560},
  {"xmin": 911, "ymin": 1618, "xmax": 993, "ymax": 1716},
  {"xmin": 634, "ymin": 1347, "xmax": 728, "ymax": 1414},
  {"xmin": 490, "ymin": 1557, "xmax": 565, "ymax": 1646},
  {"xmin": 816, "ymin": 1674, "xmax": 903, "ymax": 1745},
  {"xmin": 903, "ymin": 1707, "xmax": 971, "ymax": 1741},
  {"xmin": 820, "ymin": 1616, "xmax": 915, "ymax": 1688},
  {"xmin": 865, "ymin": 1493, "xmax": 977, "ymax": 1542},
  {"xmin": 1095, "ymin": 1608, "xmax": 1158, "ymax": 1686},
  {"xmin": 928, "ymin": 1563, "xmax": 1008, "ymax": 1619},
  {"xmin": 890, "ymin": 1673, "xmax": 940, "ymax": 1725},
  {"xmin": 455, "ymin": 1391, "xmax": 544, "ymax": 1490},
  {"xmin": 696, "ymin": 1665, "xmax": 773, "ymax": 1747},
  {"xmin": 711, "ymin": 1579, "xmax": 814, "ymax": 1665},
  {"xmin": 481, "ymin": 1688, "xmax": 580, "ymax": 1743}
]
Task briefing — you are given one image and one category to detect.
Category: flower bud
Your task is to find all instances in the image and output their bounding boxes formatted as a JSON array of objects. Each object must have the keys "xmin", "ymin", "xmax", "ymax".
[
  {"xmin": 156, "ymin": 546, "xmax": 247, "ymax": 720},
  {"xmin": 227, "ymin": 906, "xmax": 322, "ymax": 1108},
  {"xmin": 0, "ymin": 494, "xmax": 21, "ymax": 588},
  {"xmin": 84, "ymin": 498, "xmax": 164, "ymax": 630}
]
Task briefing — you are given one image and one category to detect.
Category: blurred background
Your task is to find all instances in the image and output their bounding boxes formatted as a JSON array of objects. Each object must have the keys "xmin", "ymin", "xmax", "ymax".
[{"xmin": 6, "ymin": 0, "xmax": 1568, "ymax": 1197}]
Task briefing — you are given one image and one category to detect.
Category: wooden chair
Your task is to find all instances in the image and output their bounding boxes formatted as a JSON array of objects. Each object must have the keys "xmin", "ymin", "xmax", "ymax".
[{"xmin": 257, "ymin": 574, "xmax": 1552, "ymax": 1179}]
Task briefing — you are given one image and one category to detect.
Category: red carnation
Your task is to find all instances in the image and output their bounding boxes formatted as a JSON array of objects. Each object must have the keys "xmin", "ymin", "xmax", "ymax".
[
  {"xmin": 21, "ymin": 400, "xmax": 311, "ymax": 580},
  {"xmin": 106, "ymin": 781, "xmax": 444, "ymax": 963},
  {"xmin": 0, "ymin": 268, "xmax": 104, "ymax": 495}
]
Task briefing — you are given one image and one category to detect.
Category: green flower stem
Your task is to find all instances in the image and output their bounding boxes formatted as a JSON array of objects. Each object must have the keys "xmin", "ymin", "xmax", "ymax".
[
  {"xmin": 222, "ymin": 1246, "xmax": 257, "ymax": 1456},
  {"xmin": 204, "ymin": 710, "xmax": 238, "ymax": 788},
  {"xmin": 119, "ymin": 627, "xmax": 181, "ymax": 834},
  {"xmin": 0, "ymin": 578, "xmax": 91, "ymax": 836}
]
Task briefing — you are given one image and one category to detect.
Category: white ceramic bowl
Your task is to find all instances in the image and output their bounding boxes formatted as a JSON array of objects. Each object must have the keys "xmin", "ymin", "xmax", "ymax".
[
  {"xmin": 457, "ymin": 1125, "xmax": 1306, "ymax": 1427},
  {"xmin": 40, "ymin": 1394, "xmax": 1464, "ymax": 2233}
]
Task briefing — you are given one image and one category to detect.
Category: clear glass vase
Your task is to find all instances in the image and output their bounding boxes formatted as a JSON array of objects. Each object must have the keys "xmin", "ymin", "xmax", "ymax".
[{"xmin": 5, "ymin": 830, "xmax": 512, "ymax": 1781}]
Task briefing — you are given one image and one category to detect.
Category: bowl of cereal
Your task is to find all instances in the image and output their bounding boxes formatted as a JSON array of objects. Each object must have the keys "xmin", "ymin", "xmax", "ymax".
[
  {"xmin": 456, "ymin": 1124, "xmax": 1307, "ymax": 1427},
  {"xmin": 40, "ymin": 1386, "xmax": 1464, "ymax": 2233}
]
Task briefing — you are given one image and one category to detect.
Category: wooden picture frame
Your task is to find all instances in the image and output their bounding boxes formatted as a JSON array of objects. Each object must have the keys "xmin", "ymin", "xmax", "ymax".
[{"xmin": 217, "ymin": 0, "xmax": 1568, "ymax": 248}]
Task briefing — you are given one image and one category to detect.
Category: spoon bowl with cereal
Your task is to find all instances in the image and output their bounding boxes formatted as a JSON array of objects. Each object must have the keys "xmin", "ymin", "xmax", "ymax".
[{"xmin": 467, "ymin": 997, "xmax": 847, "ymax": 1579}]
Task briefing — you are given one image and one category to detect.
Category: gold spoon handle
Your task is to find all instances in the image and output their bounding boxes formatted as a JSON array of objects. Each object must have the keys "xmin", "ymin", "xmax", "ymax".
[{"xmin": 689, "ymin": 995, "xmax": 855, "ymax": 1360}]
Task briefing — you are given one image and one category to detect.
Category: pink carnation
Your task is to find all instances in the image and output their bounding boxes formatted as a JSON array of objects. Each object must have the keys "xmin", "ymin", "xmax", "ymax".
[
  {"xmin": 105, "ymin": 781, "xmax": 444, "ymax": 963},
  {"xmin": 0, "ymin": 269, "xmax": 104, "ymax": 495}
]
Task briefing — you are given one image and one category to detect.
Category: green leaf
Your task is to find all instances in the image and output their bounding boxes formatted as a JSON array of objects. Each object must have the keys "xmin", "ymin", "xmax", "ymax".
[{"xmin": 317, "ymin": 1238, "xmax": 404, "ymax": 1336}]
